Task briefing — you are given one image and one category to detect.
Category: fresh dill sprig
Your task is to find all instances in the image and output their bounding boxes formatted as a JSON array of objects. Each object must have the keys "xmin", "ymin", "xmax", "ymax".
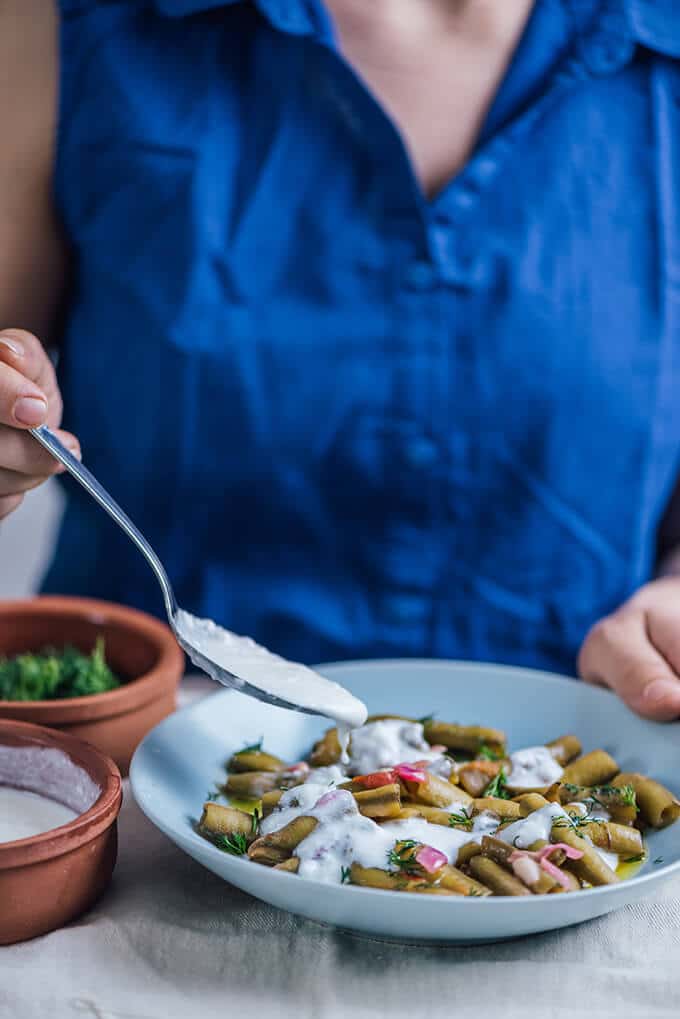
[
  {"xmin": 483, "ymin": 769, "xmax": 511, "ymax": 800},
  {"xmin": 209, "ymin": 832, "xmax": 249, "ymax": 856},
  {"xmin": 235, "ymin": 738, "xmax": 264, "ymax": 755},
  {"xmin": 340, "ymin": 866, "xmax": 351, "ymax": 884},
  {"xmin": 448, "ymin": 810, "xmax": 473, "ymax": 830},
  {"xmin": 625, "ymin": 852, "xmax": 646, "ymax": 864},
  {"xmin": 251, "ymin": 809, "xmax": 261, "ymax": 836},
  {"xmin": 552, "ymin": 813, "xmax": 595, "ymax": 834},
  {"xmin": 387, "ymin": 840, "xmax": 421, "ymax": 875},
  {"xmin": 477, "ymin": 744, "xmax": 505, "ymax": 762}
]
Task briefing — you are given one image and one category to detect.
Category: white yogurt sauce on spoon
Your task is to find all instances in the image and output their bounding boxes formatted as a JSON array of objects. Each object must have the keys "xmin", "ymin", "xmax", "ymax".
[
  {"xmin": 0, "ymin": 787, "xmax": 77, "ymax": 843},
  {"xmin": 175, "ymin": 610, "xmax": 367, "ymax": 729}
]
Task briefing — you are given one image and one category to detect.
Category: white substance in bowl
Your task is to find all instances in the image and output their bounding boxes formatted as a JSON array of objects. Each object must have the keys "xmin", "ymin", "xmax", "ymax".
[
  {"xmin": 347, "ymin": 719, "xmax": 447, "ymax": 776},
  {"xmin": 175, "ymin": 611, "xmax": 367, "ymax": 729},
  {"xmin": 506, "ymin": 746, "xmax": 564, "ymax": 789},
  {"xmin": 0, "ymin": 787, "xmax": 77, "ymax": 843}
]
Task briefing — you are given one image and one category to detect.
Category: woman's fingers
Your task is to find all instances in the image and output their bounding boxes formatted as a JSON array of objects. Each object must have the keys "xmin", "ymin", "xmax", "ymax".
[
  {"xmin": 0, "ymin": 424, "xmax": 80, "ymax": 475},
  {"xmin": 0, "ymin": 328, "xmax": 62, "ymax": 428},
  {"xmin": 578, "ymin": 589, "xmax": 680, "ymax": 721}
]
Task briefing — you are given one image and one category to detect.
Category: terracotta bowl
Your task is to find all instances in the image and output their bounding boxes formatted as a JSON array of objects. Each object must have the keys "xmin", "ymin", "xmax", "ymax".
[
  {"xmin": 0, "ymin": 597, "xmax": 185, "ymax": 775},
  {"xmin": 0, "ymin": 718, "xmax": 122, "ymax": 945}
]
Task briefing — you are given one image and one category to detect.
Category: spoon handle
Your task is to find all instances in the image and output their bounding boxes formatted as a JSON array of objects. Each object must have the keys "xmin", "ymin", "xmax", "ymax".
[{"xmin": 30, "ymin": 425, "xmax": 178, "ymax": 621}]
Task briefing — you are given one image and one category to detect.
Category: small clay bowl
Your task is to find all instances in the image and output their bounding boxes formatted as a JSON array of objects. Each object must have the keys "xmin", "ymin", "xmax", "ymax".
[
  {"xmin": 0, "ymin": 597, "xmax": 185, "ymax": 775},
  {"xmin": 0, "ymin": 717, "xmax": 122, "ymax": 945}
]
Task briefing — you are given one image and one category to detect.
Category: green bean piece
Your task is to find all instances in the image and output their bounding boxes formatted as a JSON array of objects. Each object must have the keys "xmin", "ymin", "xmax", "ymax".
[
  {"xmin": 310, "ymin": 727, "xmax": 342, "ymax": 766},
  {"xmin": 480, "ymin": 838, "xmax": 561, "ymax": 895},
  {"xmin": 247, "ymin": 816, "xmax": 318, "ymax": 865},
  {"xmin": 261, "ymin": 789, "xmax": 284, "ymax": 816},
  {"xmin": 550, "ymin": 825, "xmax": 619, "ymax": 885},
  {"xmin": 274, "ymin": 857, "xmax": 300, "ymax": 873},
  {"xmin": 228, "ymin": 749, "xmax": 286, "ymax": 773},
  {"xmin": 199, "ymin": 803, "xmax": 254, "ymax": 839},
  {"xmin": 579, "ymin": 820, "xmax": 643, "ymax": 857},
  {"xmin": 353, "ymin": 783, "xmax": 402, "ymax": 819},
  {"xmin": 439, "ymin": 865, "xmax": 492, "ymax": 897},
  {"xmin": 546, "ymin": 734, "xmax": 582, "ymax": 766},
  {"xmin": 401, "ymin": 772, "xmax": 473, "ymax": 808},
  {"xmin": 423, "ymin": 721, "xmax": 506, "ymax": 754},
  {"xmin": 515, "ymin": 793, "xmax": 550, "ymax": 817},
  {"xmin": 459, "ymin": 764, "xmax": 500, "ymax": 797},
  {"xmin": 549, "ymin": 782, "xmax": 637, "ymax": 826},
  {"xmin": 613, "ymin": 772, "xmax": 680, "ymax": 829},
  {"xmin": 365, "ymin": 713, "xmax": 413, "ymax": 723},
  {"xmin": 349, "ymin": 864, "xmax": 452, "ymax": 894},
  {"xmin": 457, "ymin": 842, "xmax": 483, "ymax": 866},
  {"xmin": 391, "ymin": 804, "xmax": 458, "ymax": 827},
  {"xmin": 479, "ymin": 835, "xmax": 514, "ymax": 865},
  {"xmin": 224, "ymin": 771, "xmax": 284, "ymax": 798},
  {"xmin": 472, "ymin": 797, "xmax": 521, "ymax": 820},
  {"xmin": 469, "ymin": 856, "xmax": 531, "ymax": 896},
  {"xmin": 560, "ymin": 750, "xmax": 619, "ymax": 787}
]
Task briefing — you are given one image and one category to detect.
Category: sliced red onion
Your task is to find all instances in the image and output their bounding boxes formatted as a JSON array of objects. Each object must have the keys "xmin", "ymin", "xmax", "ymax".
[
  {"xmin": 394, "ymin": 763, "xmax": 428, "ymax": 784},
  {"xmin": 414, "ymin": 845, "xmax": 448, "ymax": 874}
]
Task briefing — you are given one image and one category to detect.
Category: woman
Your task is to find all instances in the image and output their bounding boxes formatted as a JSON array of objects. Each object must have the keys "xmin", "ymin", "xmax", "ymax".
[{"xmin": 1, "ymin": 0, "xmax": 679, "ymax": 719}]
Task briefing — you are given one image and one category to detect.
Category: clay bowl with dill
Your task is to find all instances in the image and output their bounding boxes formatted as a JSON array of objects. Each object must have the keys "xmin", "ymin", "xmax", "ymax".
[{"xmin": 0, "ymin": 597, "xmax": 184, "ymax": 775}]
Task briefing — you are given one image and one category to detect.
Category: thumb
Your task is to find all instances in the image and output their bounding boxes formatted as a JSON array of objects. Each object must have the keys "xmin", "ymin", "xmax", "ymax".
[{"xmin": 578, "ymin": 607, "xmax": 680, "ymax": 721}]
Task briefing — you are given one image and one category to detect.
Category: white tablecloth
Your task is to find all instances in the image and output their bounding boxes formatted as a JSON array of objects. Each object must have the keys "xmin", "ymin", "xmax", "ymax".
[{"xmin": 2, "ymin": 677, "xmax": 680, "ymax": 1019}]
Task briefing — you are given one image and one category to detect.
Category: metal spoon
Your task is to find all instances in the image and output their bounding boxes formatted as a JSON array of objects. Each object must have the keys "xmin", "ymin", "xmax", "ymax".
[{"xmin": 30, "ymin": 424, "xmax": 318, "ymax": 714}]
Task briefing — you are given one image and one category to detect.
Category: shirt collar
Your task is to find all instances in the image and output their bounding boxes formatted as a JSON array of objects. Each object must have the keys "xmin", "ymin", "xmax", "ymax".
[
  {"xmin": 154, "ymin": 1, "xmax": 680, "ymax": 60},
  {"xmin": 626, "ymin": 0, "xmax": 680, "ymax": 57}
]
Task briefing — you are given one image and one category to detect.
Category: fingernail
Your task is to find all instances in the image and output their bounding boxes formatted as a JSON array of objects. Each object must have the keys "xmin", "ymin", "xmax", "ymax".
[
  {"xmin": 13, "ymin": 396, "xmax": 47, "ymax": 426},
  {"xmin": 0, "ymin": 337, "xmax": 23, "ymax": 357},
  {"xmin": 64, "ymin": 440, "xmax": 81, "ymax": 461},
  {"xmin": 643, "ymin": 679, "xmax": 680, "ymax": 706}
]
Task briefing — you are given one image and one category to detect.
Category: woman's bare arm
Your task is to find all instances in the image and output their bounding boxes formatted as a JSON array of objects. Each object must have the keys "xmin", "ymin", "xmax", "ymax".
[
  {"xmin": 0, "ymin": 0, "xmax": 67, "ymax": 338},
  {"xmin": 0, "ymin": 1, "xmax": 79, "ymax": 522}
]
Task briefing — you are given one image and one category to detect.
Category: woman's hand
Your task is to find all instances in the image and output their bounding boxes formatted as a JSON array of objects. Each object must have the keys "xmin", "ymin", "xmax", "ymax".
[
  {"xmin": 0, "ymin": 328, "xmax": 79, "ymax": 520},
  {"xmin": 579, "ymin": 577, "xmax": 680, "ymax": 721}
]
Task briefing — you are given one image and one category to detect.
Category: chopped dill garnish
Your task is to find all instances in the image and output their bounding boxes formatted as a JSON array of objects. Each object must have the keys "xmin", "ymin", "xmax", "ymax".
[
  {"xmin": 552, "ymin": 813, "xmax": 595, "ymax": 834},
  {"xmin": 340, "ymin": 866, "xmax": 351, "ymax": 884},
  {"xmin": 205, "ymin": 787, "xmax": 220, "ymax": 802},
  {"xmin": 387, "ymin": 840, "xmax": 421, "ymax": 875},
  {"xmin": 448, "ymin": 810, "xmax": 473, "ymax": 830},
  {"xmin": 624, "ymin": 852, "xmax": 646, "ymax": 864},
  {"xmin": 483, "ymin": 769, "xmax": 511, "ymax": 800},
  {"xmin": 467, "ymin": 888, "xmax": 484, "ymax": 897},
  {"xmin": 235, "ymin": 739, "xmax": 264, "ymax": 755},
  {"xmin": 478, "ymin": 744, "xmax": 505, "ymax": 761},
  {"xmin": 653, "ymin": 856, "xmax": 664, "ymax": 865},
  {"xmin": 251, "ymin": 809, "xmax": 261, "ymax": 836},
  {"xmin": 418, "ymin": 713, "xmax": 434, "ymax": 726},
  {"xmin": 208, "ymin": 832, "xmax": 248, "ymax": 856}
]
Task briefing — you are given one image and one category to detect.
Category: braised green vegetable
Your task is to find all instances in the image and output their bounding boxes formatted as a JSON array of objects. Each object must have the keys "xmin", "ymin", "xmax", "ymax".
[{"xmin": 0, "ymin": 638, "xmax": 120, "ymax": 701}]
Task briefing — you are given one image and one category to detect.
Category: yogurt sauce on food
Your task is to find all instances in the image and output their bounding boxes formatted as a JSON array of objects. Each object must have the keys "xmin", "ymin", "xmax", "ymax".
[
  {"xmin": 347, "ymin": 720, "xmax": 452, "ymax": 777},
  {"xmin": 0, "ymin": 787, "xmax": 77, "ymax": 843},
  {"xmin": 261, "ymin": 774, "xmax": 500, "ymax": 884},
  {"xmin": 175, "ymin": 610, "xmax": 367, "ymax": 729},
  {"xmin": 506, "ymin": 746, "xmax": 564, "ymax": 788}
]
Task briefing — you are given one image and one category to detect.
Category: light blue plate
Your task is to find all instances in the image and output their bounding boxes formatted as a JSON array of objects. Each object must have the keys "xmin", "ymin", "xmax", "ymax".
[{"xmin": 130, "ymin": 659, "xmax": 680, "ymax": 943}]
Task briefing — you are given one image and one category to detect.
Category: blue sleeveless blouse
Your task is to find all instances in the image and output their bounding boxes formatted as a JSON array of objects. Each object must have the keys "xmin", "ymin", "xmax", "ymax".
[{"xmin": 45, "ymin": 0, "xmax": 680, "ymax": 675}]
